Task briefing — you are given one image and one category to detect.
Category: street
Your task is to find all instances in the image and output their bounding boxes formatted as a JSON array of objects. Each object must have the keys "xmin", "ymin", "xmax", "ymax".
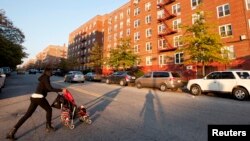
[{"xmin": 0, "ymin": 73, "xmax": 250, "ymax": 141}]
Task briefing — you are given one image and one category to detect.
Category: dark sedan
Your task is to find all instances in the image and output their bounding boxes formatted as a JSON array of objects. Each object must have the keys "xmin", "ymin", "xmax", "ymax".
[
  {"xmin": 85, "ymin": 72, "xmax": 102, "ymax": 81},
  {"xmin": 105, "ymin": 71, "xmax": 136, "ymax": 86}
]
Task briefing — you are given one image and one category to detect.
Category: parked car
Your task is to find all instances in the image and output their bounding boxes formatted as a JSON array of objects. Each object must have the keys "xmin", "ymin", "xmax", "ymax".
[
  {"xmin": 135, "ymin": 71, "xmax": 184, "ymax": 91},
  {"xmin": 85, "ymin": 72, "xmax": 102, "ymax": 81},
  {"xmin": 64, "ymin": 71, "xmax": 85, "ymax": 83},
  {"xmin": 105, "ymin": 71, "xmax": 136, "ymax": 86},
  {"xmin": 187, "ymin": 70, "xmax": 250, "ymax": 100},
  {"xmin": 0, "ymin": 68, "xmax": 6, "ymax": 93},
  {"xmin": 28, "ymin": 69, "xmax": 37, "ymax": 74},
  {"xmin": 1, "ymin": 67, "xmax": 11, "ymax": 76},
  {"xmin": 17, "ymin": 69, "xmax": 26, "ymax": 75},
  {"xmin": 53, "ymin": 69, "xmax": 66, "ymax": 76}
]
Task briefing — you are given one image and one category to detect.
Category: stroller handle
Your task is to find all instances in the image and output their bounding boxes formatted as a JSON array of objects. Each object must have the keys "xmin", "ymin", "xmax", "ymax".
[{"xmin": 56, "ymin": 92, "xmax": 63, "ymax": 95}]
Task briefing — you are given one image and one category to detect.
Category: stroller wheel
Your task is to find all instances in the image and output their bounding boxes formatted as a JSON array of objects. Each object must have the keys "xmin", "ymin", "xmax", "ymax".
[
  {"xmin": 85, "ymin": 119, "xmax": 92, "ymax": 125},
  {"xmin": 69, "ymin": 124, "xmax": 75, "ymax": 129}
]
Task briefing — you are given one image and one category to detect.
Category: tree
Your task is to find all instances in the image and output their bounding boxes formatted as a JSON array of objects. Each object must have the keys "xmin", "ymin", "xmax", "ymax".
[
  {"xmin": 177, "ymin": 11, "xmax": 229, "ymax": 77},
  {"xmin": 106, "ymin": 38, "xmax": 139, "ymax": 71},
  {"xmin": 65, "ymin": 57, "xmax": 80, "ymax": 70},
  {"xmin": 87, "ymin": 42, "xmax": 103, "ymax": 73},
  {"xmin": 0, "ymin": 9, "xmax": 27, "ymax": 68}
]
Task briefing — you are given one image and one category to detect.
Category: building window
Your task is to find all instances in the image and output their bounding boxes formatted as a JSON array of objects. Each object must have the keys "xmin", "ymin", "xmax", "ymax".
[
  {"xmin": 114, "ymin": 15, "xmax": 118, "ymax": 22},
  {"xmin": 126, "ymin": 28, "xmax": 130, "ymax": 36},
  {"xmin": 192, "ymin": 12, "xmax": 203, "ymax": 24},
  {"xmin": 127, "ymin": 9, "xmax": 131, "ymax": 15},
  {"xmin": 175, "ymin": 52, "xmax": 184, "ymax": 64},
  {"xmin": 217, "ymin": 4, "xmax": 230, "ymax": 17},
  {"xmin": 157, "ymin": 0, "xmax": 164, "ymax": 4},
  {"xmin": 158, "ymin": 24, "xmax": 166, "ymax": 33},
  {"xmin": 114, "ymin": 24, "xmax": 118, "ymax": 32},
  {"xmin": 248, "ymin": 19, "xmax": 250, "ymax": 28},
  {"xmin": 134, "ymin": 45, "xmax": 139, "ymax": 53},
  {"xmin": 246, "ymin": 0, "xmax": 250, "ymax": 10},
  {"xmin": 219, "ymin": 24, "xmax": 232, "ymax": 37},
  {"xmin": 222, "ymin": 45, "xmax": 236, "ymax": 59},
  {"xmin": 120, "ymin": 31, "xmax": 123, "ymax": 38},
  {"xmin": 134, "ymin": 19, "xmax": 140, "ymax": 28},
  {"xmin": 146, "ymin": 56, "xmax": 152, "ymax": 66},
  {"xmin": 191, "ymin": 0, "xmax": 202, "ymax": 8},
  {"xmin": 120, "ymin": 13, "xmax": 124, "ymax": 20},
  {"xmin": 145, "ymin": 2, "xmax": 151, "ymax": 11},
  {"xmin": 173, "ymin": 36, "xmax": 183, "ymax": 47},
  {"xmin": 172, "ymin": 3, "xmax": 181, "ymax": 15},
  {"xmin": 173, "ymin": 19, "xmax": 181, "ymax": 31},
  {"xmin": 120, "ymin": 22, "xmax": 123, "ymax": 29},
  {"xmin": 146, "ymin": 28, "xmax": 152, "ymax": 38},
  {"xmin": 145, "ymin": 15, "xmax": 152, "ymax": 24},
  {"xmin": 134, "ymin": 32, "xmax": 140, "ymax": 41},
  {"xmin": 157, "ymin": 10, "xmax": 165, "ymax": 19},
  {"xmin": 146, "ymin": 42, "xmax": 152, "ymax": 51},
  {"xmin": 159, "ymin": 55, "xmax": 167, "ymax": 65},
  {"xmin": 134, "ymin": 7, "xmax": 140, "ymax": 16},
  {"xmin": 158, "ymin": 39, "xmax": 167, "ymax": 49},
  {"xmin": 126, "ymin": 19, "xmax": 130, "ymax": 26}
]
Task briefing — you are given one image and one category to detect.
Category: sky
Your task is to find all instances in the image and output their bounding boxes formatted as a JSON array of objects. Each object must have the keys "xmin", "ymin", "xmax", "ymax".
[{"xmin": 0, "ymin": 0, "xmax": 129, "ymax": 63}]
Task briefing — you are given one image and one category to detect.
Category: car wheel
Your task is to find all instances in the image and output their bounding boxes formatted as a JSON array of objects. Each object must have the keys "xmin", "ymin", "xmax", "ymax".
[
  {"xmin": 190, "ymin": 85, "xmax": 201, "ymax": 95},
  {"xmin": 119, "ymin": 80, "xmax": 126, "ymax": 86},
  {"xmin": 159, "ymin": 84, "xmax": 167, "ymax": 91},
  {"xmin": 233, "ymin": 87, "xmax": 248, "ymax": 101},
  {"xmin": 106, "ymin": 79, "xmax": 110, "ymax": 84},
  {"xmin": 136, "ymin": 82, "xmax": 142, "ymax": 89}
]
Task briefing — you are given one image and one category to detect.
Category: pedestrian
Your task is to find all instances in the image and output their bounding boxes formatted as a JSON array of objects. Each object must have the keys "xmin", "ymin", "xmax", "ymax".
[{"xmin": 6, "ymin": 67, "xmax": 66, "ymax": 140}]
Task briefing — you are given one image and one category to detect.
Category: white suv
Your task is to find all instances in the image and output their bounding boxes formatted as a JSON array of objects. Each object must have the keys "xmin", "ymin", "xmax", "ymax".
[{"xmin": 187, "ymin": 70, "xmax": 250, "ymax": 100}]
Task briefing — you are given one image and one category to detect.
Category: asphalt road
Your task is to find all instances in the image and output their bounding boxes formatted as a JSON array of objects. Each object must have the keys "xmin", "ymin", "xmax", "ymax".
[{"xmin": 0, "ymin": 72, "xmax": 250, "ymax": 141}]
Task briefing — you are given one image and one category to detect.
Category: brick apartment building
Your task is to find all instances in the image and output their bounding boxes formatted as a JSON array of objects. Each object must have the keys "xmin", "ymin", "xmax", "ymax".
[
  {"xmin": 35, "ymin": 45, "xmax": 67, "ymax": 68},
  {"xmin": 68, "ymin": 15, "xmax": 106, "ymax": 71},
  {"xmin": 69, "ymin": 0, "xmax": 250, "ymax": 77},
  {"xmin": 103, "ymin": 2, "xmax": 131, "ymax": 74}
]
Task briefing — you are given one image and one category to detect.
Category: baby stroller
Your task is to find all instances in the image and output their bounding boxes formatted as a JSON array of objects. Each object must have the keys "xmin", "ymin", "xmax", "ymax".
[{"xmin": 51, "ymin": 89, "xmax": 92, "ymax": 129}]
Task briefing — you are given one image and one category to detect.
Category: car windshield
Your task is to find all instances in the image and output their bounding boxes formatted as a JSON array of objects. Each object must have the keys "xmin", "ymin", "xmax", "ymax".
[{"xmin": 73, "ymin": 71, "xmax": 83, "ymax": 75}]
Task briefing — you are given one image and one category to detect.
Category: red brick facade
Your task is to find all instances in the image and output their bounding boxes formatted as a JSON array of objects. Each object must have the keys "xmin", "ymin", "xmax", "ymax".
[{"xmin": 69, "ymin": 0, "xmax": 250, "ymax": 78}]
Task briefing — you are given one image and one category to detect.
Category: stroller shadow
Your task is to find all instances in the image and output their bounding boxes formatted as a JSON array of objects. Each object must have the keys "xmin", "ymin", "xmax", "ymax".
[{"xmin": 84, "ymin": 87, "xmax": 122, "ymax": 123}]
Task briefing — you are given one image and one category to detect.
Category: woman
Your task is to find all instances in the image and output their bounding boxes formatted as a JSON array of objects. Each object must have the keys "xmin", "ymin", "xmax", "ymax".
[{"xmin": 6, "ymin": 68, "xmax": 66, "ymax": 140}]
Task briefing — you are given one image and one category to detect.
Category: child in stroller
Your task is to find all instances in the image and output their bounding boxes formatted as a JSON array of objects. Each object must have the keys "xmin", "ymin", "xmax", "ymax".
[{"xmin": 51, "ymin": 89, "xmax": 92, "ymax": 129}]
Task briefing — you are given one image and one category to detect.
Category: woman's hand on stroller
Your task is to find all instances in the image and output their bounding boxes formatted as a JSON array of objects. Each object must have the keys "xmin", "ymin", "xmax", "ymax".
[{"xmin": 62, "ymin": 88, "xmax": 67, "ymax": 94}]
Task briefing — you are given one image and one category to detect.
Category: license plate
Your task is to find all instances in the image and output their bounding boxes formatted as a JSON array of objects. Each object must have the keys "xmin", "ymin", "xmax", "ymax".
[{"xmin": 132, "ymin": 77, "xmax": 136, "ymax": 79}]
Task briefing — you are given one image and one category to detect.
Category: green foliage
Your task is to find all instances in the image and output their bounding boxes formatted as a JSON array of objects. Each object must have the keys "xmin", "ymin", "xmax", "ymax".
[
  {"xmin": 106, "ymin": 38, "xmax": 139, "ymax": 70},
  {"xmin": 87, "ymin": 42, "xmax": 103, "ymax": 73},
  {"xmin": 66, "ymin": 56, "xmax": 80, "ymax": 70},
  {"xmin": 0, "ymin": 9, "xmax": 27, "ymax": 68},
  {"xmin": 177, "ymin": 11, "xmax": 229, "ymax": 76}
]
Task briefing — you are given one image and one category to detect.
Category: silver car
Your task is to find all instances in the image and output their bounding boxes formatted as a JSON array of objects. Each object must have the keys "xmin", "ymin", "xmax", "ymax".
[
  {"xmin": 0, "ymin": 68, "xmax": 6, "ymax": 93},
  {"xmin": 64, "ymin": 71, "xmax": 85, "ymax": 83}
]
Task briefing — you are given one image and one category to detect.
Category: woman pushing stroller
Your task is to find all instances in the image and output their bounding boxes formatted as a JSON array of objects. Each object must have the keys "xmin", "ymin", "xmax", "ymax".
[{"xmin": 6, "ymin": 68, "xmax": 66, "ymax": 140}]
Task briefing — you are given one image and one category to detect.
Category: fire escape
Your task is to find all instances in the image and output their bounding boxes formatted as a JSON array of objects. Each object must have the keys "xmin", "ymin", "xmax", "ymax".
[
  {"xmin": 79, "ymin": 32, "xmax": 87, "ymax": 64},
  {"xmin": 157, "ymin": 0, "xmax": 177, "ymax": 52}
]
